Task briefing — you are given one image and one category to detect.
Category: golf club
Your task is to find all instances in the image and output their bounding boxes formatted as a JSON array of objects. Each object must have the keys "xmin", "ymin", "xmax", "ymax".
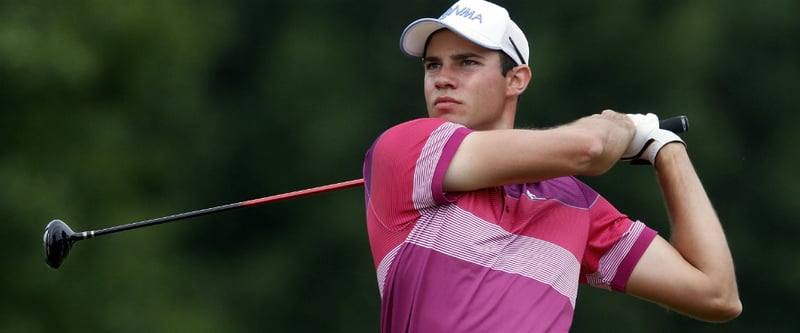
[
  {"xmin": 43, "ymin": 179, "xmax": 364, "ymax": 269},
  {"xmin": 43, "ymin": 115, "xmax": 689, "ymax": 269}
]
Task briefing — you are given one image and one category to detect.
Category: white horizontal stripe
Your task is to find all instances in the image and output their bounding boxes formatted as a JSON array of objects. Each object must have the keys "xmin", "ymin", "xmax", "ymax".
[
  {"xmin": 376, "ymin": 245, "xmax": 401, "ymax": 298},
  {"xmin": 408, "ymin": 205, "xmax": 580, "ymax": 306}
]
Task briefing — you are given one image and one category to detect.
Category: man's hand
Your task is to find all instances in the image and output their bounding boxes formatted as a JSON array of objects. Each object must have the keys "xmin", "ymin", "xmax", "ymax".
[
  {"xmin": 622, "ymin": 113, "xmax": 686, "ymax": 165},
  {"xmin": 622, "ymin": 113, "xmax": 659, "ymax": 159}
]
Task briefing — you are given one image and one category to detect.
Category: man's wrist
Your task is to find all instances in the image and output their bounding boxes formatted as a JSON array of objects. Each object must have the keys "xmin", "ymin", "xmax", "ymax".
[{"xmin": 654, "ymin": 142, "xmax": 687, "ymax": 170}]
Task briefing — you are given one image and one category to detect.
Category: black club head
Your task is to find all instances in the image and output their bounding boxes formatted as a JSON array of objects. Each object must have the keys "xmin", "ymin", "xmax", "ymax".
[{"xmin": 43, "ymin": 219, "xmax": 77, "ymax": 269}]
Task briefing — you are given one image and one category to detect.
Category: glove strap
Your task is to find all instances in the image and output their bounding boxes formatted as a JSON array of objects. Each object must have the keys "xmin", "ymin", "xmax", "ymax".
[{"xmin": 641, "ymin": 129, "xmax": 686, "ymax": 165}]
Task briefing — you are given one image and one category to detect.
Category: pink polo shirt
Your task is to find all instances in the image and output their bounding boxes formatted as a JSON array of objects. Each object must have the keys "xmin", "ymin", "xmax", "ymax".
[{"xmin": 363, "ymin": 118, "xmax": 657, "ymax": 332}]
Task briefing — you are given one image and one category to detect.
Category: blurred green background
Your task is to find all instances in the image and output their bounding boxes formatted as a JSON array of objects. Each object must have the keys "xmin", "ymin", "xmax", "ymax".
[{"xmin": 2, "ymin": 0, "xmax": 797, "ymax": 331}]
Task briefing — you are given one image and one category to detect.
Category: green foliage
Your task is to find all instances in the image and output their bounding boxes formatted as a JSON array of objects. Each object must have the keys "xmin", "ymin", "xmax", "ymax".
[{"xmin": 1, "ymin": 0, "xmax": 797, "ymax": 331}]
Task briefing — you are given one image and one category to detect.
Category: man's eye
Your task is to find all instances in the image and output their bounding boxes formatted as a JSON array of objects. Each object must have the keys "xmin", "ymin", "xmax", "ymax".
[
  {"xmin": 425, "ymin": 63, "xmax": 441, "ymax": 71},
  {"xmin": 462, "ymin": 60, "xmax": 478, "ymax": 66}
]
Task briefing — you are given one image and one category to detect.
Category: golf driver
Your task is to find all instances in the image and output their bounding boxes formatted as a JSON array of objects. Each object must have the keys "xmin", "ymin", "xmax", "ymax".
[
  {"xmin": 43, "ymin": 179, "xmax": 364, "ymax": 269},
  {"xmin": 43, "ymin": 115, "xmax": 689, "ymax": 269}
]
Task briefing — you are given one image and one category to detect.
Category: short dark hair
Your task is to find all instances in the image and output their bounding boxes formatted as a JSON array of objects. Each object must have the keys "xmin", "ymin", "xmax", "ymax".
[{"xmin": 499, "ymin": 51, "xmax": 517, "ymax": 76}]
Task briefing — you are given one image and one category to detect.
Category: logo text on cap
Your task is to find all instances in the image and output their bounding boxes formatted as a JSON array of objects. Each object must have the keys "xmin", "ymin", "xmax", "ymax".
[{"xmin": 440, "ymin": 4, "xmax": 483, "ymax": 24}]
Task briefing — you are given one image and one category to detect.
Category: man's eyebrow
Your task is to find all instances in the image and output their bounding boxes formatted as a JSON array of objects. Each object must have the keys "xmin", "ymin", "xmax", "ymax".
[
  {"xmin": 423, "ymin": 52, "xmax": 485, "ymax": 62},
  {"xmin": 451, "ymin": 52, "xmax": 484, "ymax": 60}
]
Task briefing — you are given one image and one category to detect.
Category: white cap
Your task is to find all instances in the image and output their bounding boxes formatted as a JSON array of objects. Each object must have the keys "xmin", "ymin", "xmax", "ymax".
[{"xmin": 400, "ymin": 0, "xmax": 530, "ymax": 66}]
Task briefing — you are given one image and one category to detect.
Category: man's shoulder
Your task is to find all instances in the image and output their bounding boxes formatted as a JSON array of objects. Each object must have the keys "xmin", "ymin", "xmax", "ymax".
[
  {"xmin": 386, "ymin": 117, "xmax": 449, "ymax": 133},
  {"xmin": 373, "ymin": 118, "xmax": 459, "ymax": 146}
]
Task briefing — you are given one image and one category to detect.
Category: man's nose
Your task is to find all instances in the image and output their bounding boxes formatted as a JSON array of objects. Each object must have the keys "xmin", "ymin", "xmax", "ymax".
[{"xmin": 434, "ymin": 66, "xmax": 457, "ymax": 90}]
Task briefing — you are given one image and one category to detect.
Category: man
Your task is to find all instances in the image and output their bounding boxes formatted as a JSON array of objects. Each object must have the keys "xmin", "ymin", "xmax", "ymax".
[{"xmin": 362, "ymin": 0, "xmax": 741, "ymax": 331}]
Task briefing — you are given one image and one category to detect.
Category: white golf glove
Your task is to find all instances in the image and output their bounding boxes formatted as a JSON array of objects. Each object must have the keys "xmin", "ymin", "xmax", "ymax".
[
  {"xmin": 636, "ymin": 129, "xmax": 685, "ymax": 165},
  {"xmin": 622, "ymin": 113, "xmax": 660, "ymax": 159}
]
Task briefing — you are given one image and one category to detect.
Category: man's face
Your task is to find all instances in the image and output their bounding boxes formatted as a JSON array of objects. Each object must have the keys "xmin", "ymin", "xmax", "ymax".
[{"xmin": 423, "ymin": 29, "xmax": 510, "ymax": 130}]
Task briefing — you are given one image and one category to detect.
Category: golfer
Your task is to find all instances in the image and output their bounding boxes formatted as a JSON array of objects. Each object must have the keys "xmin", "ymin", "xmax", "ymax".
[{"xmin": 363, "ymin": 0, "xmax": 741, "ymax": 331}]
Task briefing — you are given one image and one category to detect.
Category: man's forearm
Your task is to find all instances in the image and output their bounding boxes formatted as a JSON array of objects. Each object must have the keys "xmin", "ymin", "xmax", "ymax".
[{"xmin": 655, "ymin": 143, "xmax": 741, "ymax": 314}]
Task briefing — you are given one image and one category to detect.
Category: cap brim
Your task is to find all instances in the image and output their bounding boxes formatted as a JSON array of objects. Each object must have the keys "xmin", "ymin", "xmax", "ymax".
[{"xmin": 400, "ymin": 18, "xmax": 501, "ymax": 59}]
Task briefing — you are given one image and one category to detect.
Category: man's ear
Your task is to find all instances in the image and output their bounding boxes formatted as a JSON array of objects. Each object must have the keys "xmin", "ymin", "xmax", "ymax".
[{"xmin": 506, "ymin": 65, "xmax": 532, "ymax": 97}]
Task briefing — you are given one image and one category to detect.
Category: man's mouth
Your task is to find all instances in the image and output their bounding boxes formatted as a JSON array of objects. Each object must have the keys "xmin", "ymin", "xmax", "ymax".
[{"xmin": 434, "ymin": 96, "xmax": 460, "ymax": 109}]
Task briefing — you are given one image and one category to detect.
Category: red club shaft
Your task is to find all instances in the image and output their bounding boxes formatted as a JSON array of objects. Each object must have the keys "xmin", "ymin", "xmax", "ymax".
[
  {"xmin": 81, "ymin": 178, "xmax": 365, "ymax": 239},
  {"xmin": 242, "ymin": 179, "xmax": 364, "ymax": 206}
]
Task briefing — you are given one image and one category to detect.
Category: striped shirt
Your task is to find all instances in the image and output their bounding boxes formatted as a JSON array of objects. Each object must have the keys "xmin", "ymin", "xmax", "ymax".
[{"xmin": 363, "ymin": 118, "xmax": 657, "ymax": 332}]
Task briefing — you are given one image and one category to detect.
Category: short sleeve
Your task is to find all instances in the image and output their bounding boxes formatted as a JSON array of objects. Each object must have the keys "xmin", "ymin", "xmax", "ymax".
[
  {"xmin": 578, "ymin": 185, "xmax": 658, "ymax": 291},
  {"xmin": 364, "ymin": 118, "xmax": 472, "ymax": 231}
]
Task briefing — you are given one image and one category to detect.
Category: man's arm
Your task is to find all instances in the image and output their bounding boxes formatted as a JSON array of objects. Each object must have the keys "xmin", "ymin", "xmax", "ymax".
[
  {"xmin": 625, "ymin": 143, "xmax": 742, "ymax": 322},
  {"xmin": 443, "ymin": 110, "xmax": 635, "ymax": 192}
]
